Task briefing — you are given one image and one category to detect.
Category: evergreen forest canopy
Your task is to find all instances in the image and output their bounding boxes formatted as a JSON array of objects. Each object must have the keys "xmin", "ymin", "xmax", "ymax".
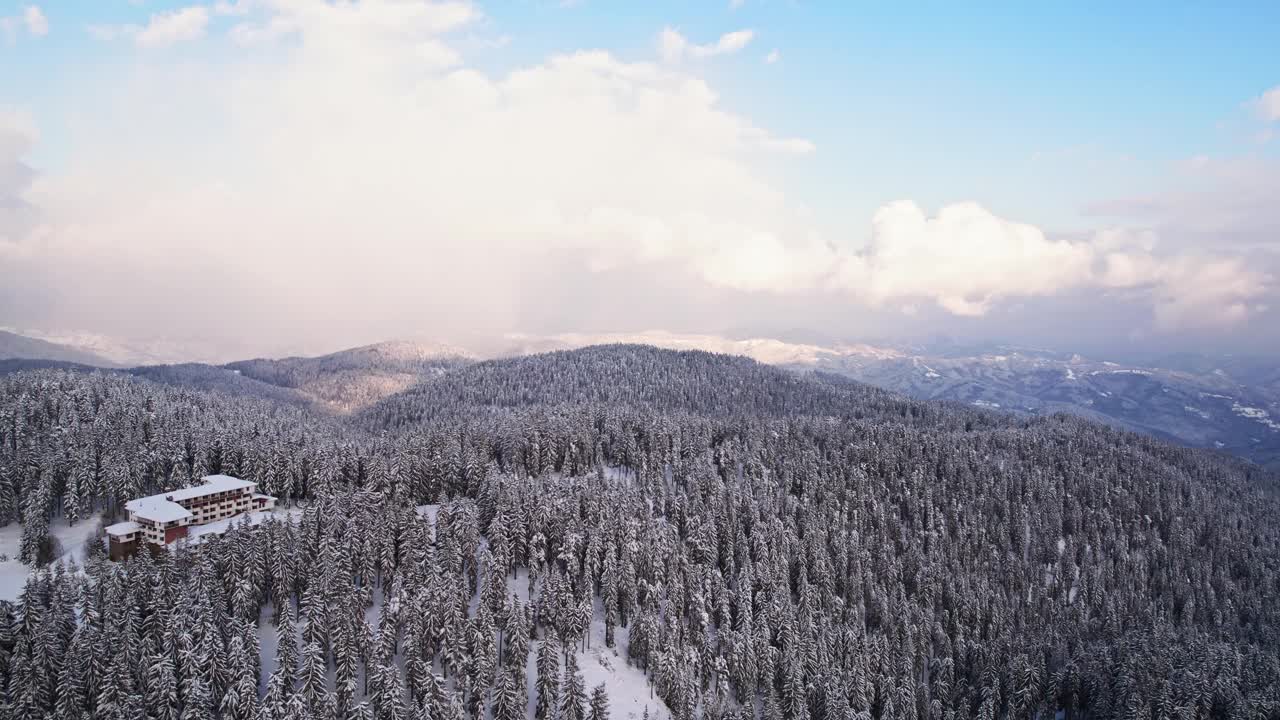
[{"xmin": 0, "ymin": 343, "xmax": 1278, "ymax": 719}]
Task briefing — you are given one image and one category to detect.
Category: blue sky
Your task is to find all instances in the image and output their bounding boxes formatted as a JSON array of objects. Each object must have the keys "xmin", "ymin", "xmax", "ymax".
[
  {"xmin": 8, "ymin": 1, "xmax": 1277, "ymax": 226},
  {"xmin": 1, "ymin": 0, "xmax": 1279, "ymax": 355}
]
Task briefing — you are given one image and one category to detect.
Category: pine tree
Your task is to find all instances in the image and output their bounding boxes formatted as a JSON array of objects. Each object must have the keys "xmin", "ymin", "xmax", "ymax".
[
  {"xmin": 371, "ymin": 661, "xmax": 408, "ymax": 720},
  {"xmin": 259, "ymin": 668, "xmax": 293, "ymax": 720},
  {"xmin": 588, "ymin": 684, "xmax": 610, "ymax": 720},
  {"xmin": 504, "ymin": 597, "xmax": 530, "ymax": 670},
  {"xmin": 180, "ymin": 675, "xmax": 215, "ymax": 720},
  {"xmin": 492, "ymin": 668, "xmax": 524, "ymax": 720},
  {"xmin": 146, "ymin": 652, "xmax": 181, "ymax": 720},
  {"xmin": 298, "ymin": 639, "xmax": 329, "ymax": 717},
  {"xmin": 560, "ymin": 652, "xmax": 588, "ymax": 720},
  {"xmin": 535, "ymin": 635, "xmax": 560, "ymax": 720}
]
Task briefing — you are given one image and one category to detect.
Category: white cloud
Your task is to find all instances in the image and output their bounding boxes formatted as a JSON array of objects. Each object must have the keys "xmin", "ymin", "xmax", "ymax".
[
  {"xmin": 848, "ymin": 201, "xmax": 1097, "ymax": 316},
  {"xmin": 0, "ymin": 108, "xmax": 38, "ymax": 242},
  {"xmin": 213, "ymin": 0, "xmax": 252, "ymax": 16},
  {"xmin": 0, "ymin": 109, "xmax": 37, "ymax": 162},
  {"xmin": 765, "ymin": 49, "xmax": 780, "ymax": 64},
  {"xmin": 4, "ymin": 4, "xmax": 814, "ymax": 343},
  {"xmin": 3, "ymin": 0, "xmax": 1270, "ymax": 345},
  {"xmin": 226, "ymin": 0, "xmax": 477, "ymax": 50},
  {"xmin": 658, "ymin": 27, "xmax": 754, "ymax": 63},
  {"xmin": 841, "ymin": 205, "xmax": 1267, "ymax": 327},
  {"xmin": 1, "ymin": 4, "xmax": 47, "ymax": 41},
  {"xmin": 0, "ymin": 110, "xmax": 37, "ymax": 194},
  {"xmin": 91, "ymin": 5, "xmax": 212, "ymax": 48},
  {"xmin": 575, "ymin": 199, "xmax": 1269, "ymax": 329},
  {"xmin": 1146, "ymin": 258, "xmax": 1269, "ymax": 331},
  {"xmin": 1256, "ymin": 85, "xmax": 1280, "ymax": 122},
  {"xmin": 23, "ymin": 6, "xmax": 47, "ymax": 37},
  {"xmin": 136, "ymin": 6, "xmax": 210, "ymax": 47}
]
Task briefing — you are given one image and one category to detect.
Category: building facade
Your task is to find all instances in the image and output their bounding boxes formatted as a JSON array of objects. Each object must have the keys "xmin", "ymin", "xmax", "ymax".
[{"xmin": 105, "ymin": 474, "xmax": 276, "ymax": 560}]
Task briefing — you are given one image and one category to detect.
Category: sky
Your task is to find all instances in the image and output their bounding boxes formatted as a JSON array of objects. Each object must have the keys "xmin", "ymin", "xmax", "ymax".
[{"xmin": 1, "ymin": 0, "xmax": 1279, "ymax": 359}]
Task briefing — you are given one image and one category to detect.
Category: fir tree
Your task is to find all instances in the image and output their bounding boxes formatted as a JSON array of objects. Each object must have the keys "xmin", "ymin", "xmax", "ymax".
[
  {"xmin": 588, "ymin": 684, "xmax": 610, "ymax": 720},
  {"xmin": 560, "ymin": 652, "xmax": 588, "ymax": 720}
]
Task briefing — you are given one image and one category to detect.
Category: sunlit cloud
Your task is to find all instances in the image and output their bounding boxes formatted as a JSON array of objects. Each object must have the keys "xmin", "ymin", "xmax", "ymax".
[{"xmin": 1, "ymin": 0, "xmax": 1274, "ymax": 351}]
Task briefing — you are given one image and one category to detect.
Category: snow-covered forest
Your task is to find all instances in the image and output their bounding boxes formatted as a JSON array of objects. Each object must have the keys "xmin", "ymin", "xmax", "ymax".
[{"xmin": 1, "ymin": 345, "xmax": 1279, "ymax": 719}]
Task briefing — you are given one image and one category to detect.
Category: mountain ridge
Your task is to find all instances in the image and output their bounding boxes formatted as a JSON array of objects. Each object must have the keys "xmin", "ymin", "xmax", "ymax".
[{"xmin": 4, "ymin": 328, "xmax": 1277, "ymax": 468}]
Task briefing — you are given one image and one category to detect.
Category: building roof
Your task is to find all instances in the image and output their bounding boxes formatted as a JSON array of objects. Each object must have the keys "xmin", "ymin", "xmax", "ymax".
[
  {"xmin": 105, "ymin": 521, "xmax": 140, "ymax": 536},
  {"xmin": 167, "ymin": 474, "xmax": 256, "ymax": 501},
  {"xmin": 124, "ymin": 474, "xmax": 256, "ymax": 523},
  {"xmin": 124, "ymin": 497, "xmax": 191, "ymax": 523}
]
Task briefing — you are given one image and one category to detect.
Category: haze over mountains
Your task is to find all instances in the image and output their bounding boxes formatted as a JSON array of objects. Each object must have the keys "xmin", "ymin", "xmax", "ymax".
[
  {"xmin": 3, "ymin": 327, "xmax": 1277, "ymax": 470},
  {"xmin": 0, "ymin": 329, "xmax": 119, "ymax": 368}
]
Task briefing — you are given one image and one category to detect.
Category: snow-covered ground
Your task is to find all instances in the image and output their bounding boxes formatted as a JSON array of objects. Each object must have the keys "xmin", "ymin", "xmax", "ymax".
[
  {"xmin": 1184, "ymin": 405, "xmax": 1212, "ymax": 420},
  {"xmin": 0, "ymin": 497, "xmax": 665, "ymax": 718},
  {"xmin": 1232, "ymin": 402, "xmax": 1280, "ymax": 431},
  {"xmin": 0, "ymin": 515, "xmax": 103, "ymax": 602},
  {"xmin": 506, "ymin": 567, "xmax": 669, "ymax": 720},
  {"xmin": 576, "ymin": 601, "xmax": 666, "ymax": 720}
]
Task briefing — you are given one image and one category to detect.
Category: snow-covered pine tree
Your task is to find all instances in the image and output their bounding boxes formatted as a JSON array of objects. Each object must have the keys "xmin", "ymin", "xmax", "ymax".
[
  {"xmin": 560, "ymin": 651, "xmax": 588, "ymax": 720},
  {"xmin": 587, "ymin": 683, "xmax": 610, "ymax": 720}
]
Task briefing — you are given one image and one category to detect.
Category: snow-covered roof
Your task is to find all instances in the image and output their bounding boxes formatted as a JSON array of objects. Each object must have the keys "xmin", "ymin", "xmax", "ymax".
[
  {"xmin": 104, "ymin": 521, "xmax": 140, "ymax": 536},
  {"xmin": 166, "ymin": 475, "xmax": 255, "ymax": 501},
  {"xmin": 124, "ymin": 475, "xmax": 255, "ymax": 523},
  {"xmin": 124, "ymin": 497, "xmax": 191, "ymax": 523}
]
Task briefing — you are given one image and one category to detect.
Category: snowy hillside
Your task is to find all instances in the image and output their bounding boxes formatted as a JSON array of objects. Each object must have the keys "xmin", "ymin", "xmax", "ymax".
[
  {"xmin": 0, "ymin": 514, "xmax": 102, "ymax": 601},
  {"xmin": 2, "ymin": 347, "xmax": 1280, "ymax": 718}
]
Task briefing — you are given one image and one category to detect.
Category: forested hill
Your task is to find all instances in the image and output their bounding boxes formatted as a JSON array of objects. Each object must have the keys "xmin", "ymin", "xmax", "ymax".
[
  {"xmin": 2, "ymin": 346, "xmax": 1280, "ymax": 718},
  {"xmin": 360, "ymin": 344, "xmax": 989, "ymax": 431},
  {"xmin": 226, "ymin": 340, "xmax": 474, "ymax": 412}
]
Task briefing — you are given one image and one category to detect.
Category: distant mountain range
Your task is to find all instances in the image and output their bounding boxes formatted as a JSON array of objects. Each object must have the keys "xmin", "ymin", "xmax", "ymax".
[
  {"xmin": 3, "ymin": 328, "xmax": 1277, "ymax": 469},
  {"xmin": 793, "ymin": 343, "xmax": 1280, "ymax": 470},
  {"xmin": 0, "ymin": 329, "xmax": 120, "ymax": 367},
  {"xmin": 524, "ymin": 332, "xmax": 1280, "ymax": 469}
]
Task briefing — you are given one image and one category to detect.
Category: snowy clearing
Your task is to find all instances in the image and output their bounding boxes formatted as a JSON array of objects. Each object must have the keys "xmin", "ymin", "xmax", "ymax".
[
  {"xmin": 1232, "ymin": 402, "xmax": 1280, "ymax": 431},
  {"xmin": 1183, "ymin": 405, "xmax": 1211, "ymax": 420},
  {"xmin": 0, "ymin": 514, "xmax": 102, "ymax": 602}
]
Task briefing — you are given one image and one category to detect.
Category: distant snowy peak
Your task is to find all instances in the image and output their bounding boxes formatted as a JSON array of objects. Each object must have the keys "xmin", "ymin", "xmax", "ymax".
[{"xmin": 501, "ymin": 331, "xmax": 904, "ymax": 366}]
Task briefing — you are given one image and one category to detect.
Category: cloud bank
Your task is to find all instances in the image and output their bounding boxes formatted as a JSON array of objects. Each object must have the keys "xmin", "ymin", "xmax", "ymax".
[{"xmin": 1, "ymin": 0, "xmax": 1274, "ymax": 354}]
